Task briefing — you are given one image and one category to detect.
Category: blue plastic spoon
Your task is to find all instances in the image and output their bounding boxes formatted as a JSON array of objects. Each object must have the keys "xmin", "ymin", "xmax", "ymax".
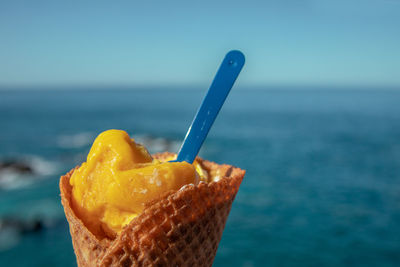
[{"xmin": 173, "ymin": 50, "xmax": 245, "ymax": 164}]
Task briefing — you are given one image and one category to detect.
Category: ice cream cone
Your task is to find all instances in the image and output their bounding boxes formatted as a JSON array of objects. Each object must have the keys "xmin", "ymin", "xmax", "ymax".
[{"xmin": 60, "ymin": 152, "xmax": 245, "ymax": 267}]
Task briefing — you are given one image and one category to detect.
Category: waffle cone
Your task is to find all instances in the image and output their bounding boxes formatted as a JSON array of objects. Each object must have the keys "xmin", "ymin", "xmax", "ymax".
[{"xmin": 60, "ymin": 152, "xmax": 245, "ymax": 267}]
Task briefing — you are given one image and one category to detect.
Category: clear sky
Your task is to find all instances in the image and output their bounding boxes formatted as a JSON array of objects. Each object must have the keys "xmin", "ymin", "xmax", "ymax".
[{"xmin": 0, "ymin": 0, "xmax": 399, "ymax": 88}]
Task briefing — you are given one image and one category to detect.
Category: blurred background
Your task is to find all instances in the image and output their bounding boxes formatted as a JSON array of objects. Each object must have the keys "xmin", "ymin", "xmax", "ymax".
[{"xmin": 1, "ymin": 0, "xmax": 400, "ymax": 266}]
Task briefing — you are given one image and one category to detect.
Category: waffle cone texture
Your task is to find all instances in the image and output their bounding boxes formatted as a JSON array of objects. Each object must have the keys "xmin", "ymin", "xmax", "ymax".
[{"xmin": 60, "ymin": 152, "xmax": 245, "ymax": 267}]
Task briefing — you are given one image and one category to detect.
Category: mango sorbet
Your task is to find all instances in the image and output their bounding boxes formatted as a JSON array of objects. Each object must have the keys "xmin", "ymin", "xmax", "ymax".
[{"xmin": 70, "ymin": 130, "xmax": 206, "ymax": 237}]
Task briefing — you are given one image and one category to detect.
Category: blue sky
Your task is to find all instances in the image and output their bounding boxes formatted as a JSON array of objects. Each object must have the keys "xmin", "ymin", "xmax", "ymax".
[{"xmin": 0, "ymin": 0, "xmax": 399, "ymax": 88}]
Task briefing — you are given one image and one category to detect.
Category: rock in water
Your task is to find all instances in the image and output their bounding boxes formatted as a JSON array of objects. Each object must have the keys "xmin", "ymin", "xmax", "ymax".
[{"xmin": 0, "ymin": 160, "xmax": 34, "ymax": 175}]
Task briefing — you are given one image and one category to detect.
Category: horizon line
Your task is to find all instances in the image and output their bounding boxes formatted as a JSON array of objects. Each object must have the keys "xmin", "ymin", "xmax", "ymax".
[{"xmin": 1, "ymin": 83, "xmax": 400, "ymax": 91}]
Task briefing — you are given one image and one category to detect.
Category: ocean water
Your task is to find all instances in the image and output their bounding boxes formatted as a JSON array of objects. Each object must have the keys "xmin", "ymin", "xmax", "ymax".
[{"xmin": 0, "ymin": 88, "xmax": 400, "ymax": 266}]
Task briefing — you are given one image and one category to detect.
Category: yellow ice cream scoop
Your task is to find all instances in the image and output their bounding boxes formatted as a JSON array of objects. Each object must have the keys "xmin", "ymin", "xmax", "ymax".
[{"xmin": 70, "ymin": 129, "xmax": 204, "ymax": 237}]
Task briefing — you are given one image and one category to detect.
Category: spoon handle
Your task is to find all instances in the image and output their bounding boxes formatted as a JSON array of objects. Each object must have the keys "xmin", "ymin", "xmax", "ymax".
[{"xmin": 176, "ymin": 50, "xmax": 245, "ymax": 163}]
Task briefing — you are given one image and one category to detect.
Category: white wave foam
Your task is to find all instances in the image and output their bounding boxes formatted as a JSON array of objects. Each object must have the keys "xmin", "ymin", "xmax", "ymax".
[
  {"xmin": 57, "ymin": 132, "xmax": 180, "ymax": 153},
  {"xmin": 0, "ymin": 169, "xmax": 33, "ymax": 190},
  {"xmin": 57, "ymin": 132, "xmax": 94, "ymax": 148},
  {"xmin": 133, "ymin": 134, "xmax": 180, "ymax": 154},
  {"xmin": 28, "ymin": 156, "xmax": 58, "ymax": 176},
  {"xmin": 0, "ymin": 156, "xmax": 59, "ymax": 190}
]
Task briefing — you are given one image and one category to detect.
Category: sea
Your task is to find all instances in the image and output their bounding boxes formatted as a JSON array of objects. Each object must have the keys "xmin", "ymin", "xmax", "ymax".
[{"xmin": 0, "ymin": 88, "xmax": 399, "ymax": 266}]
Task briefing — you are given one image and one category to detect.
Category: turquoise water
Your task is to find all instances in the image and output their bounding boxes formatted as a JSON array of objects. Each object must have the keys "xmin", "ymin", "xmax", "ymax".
[{"xmin": 0, "ymin": 88, "xmax": 400, "ymax": 266}]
